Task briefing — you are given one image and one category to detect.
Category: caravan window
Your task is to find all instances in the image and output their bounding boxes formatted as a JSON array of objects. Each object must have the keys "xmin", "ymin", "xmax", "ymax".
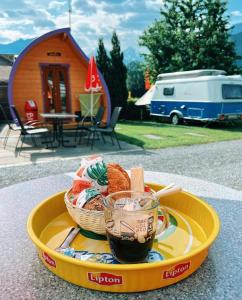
[
  {"xmin": 222, "ymin": 84, "xmax": 242, "ymax": 99},
  {"xmin": 163, "ymin": 87, "xmax": 174, "ymax": 96}
]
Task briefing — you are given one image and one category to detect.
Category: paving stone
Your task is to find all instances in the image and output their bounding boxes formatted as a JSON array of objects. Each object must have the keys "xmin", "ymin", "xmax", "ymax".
[{"xmin": 143, "ymin": 134, "xmax": 163, "ymax": 140}]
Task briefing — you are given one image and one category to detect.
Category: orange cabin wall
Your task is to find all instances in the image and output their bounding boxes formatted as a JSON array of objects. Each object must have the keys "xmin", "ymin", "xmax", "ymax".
[{"xmin": 12, "ymin": 33, "xmax": 108, "ymax": 122}]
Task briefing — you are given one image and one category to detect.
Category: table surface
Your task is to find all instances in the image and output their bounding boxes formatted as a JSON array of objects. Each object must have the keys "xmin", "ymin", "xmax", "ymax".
[
  {"xmin": 40, "ymin": 113, "xmax": 78, "ymax": 119},
  {"xmin": 0, "ymin": 171, "xmax": 242, "ymax": 300}
]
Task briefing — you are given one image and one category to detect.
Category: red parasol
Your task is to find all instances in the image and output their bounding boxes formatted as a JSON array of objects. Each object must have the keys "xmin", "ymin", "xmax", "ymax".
[
  {"xmin": 145, "ymin": 69, "xmax": 151, "ymax": 90},
  {"xmin": 85, "ymin": 56, "xmax": 102, "ymax": 92},
  {"xmin": 84, "ymin": 56, "xmax": 102, "ymax": 118}
]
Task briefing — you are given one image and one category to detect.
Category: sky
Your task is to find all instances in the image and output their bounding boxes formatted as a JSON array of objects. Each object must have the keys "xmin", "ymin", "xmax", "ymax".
[{"xmin": 0, "ymin": 0, "xmax": 241, "ymax": 54}]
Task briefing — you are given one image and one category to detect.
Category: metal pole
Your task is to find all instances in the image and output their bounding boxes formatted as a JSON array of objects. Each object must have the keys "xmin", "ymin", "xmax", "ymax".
[
  {"xmin": 91, "ymin": 57, "xmax": 93, "ymax": 119},
  {"xmin": 68, "ymin": 0, "xmax": 72, "ymax": 30}
]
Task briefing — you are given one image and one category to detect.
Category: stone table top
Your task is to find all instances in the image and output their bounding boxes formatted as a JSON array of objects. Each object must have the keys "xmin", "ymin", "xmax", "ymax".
[{"xmin": 0, "ymin": 171, "xmax": 242, "ymax": 300}]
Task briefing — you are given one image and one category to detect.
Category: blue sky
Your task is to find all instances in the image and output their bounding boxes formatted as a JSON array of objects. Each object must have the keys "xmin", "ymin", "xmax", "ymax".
[{"xmin": 0, "ymin": 0, "xmax": 241, "ymax": 54}]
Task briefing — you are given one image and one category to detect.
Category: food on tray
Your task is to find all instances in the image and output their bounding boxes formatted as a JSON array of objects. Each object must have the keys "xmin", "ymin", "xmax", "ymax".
[
  {"xmin": 83, "ymin": 194, "xmax": 105, "ymax": 211},
  {"xmin": 130, "ymin": 167, "xmax": 144, "ymax": 192},
  {"xmin": 107, "ymin": 163, "xmax": 131, "ymax": 194},
  {"xmin": 65, "ymin": 156, "xmax": 183, "ymax": 262},
  {"xmin": 72, "ymin": 178, "xmax": 92, "ymax": 194},
  {"xmin": 74, "ymin": 155, "xmax": 108, "ymax": 195},
  {"xmin": 72, "ymin": 187, "xmax": 105, "ymax": 211},
  {"xmin": 68, "ymin": 155, "xmax": 130, "ymax": 211}
]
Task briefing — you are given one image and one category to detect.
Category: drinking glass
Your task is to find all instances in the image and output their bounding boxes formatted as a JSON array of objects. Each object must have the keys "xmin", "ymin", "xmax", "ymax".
[{"xmin": 104, "ymin": 190, "xmax": 169, "ymax": 263}]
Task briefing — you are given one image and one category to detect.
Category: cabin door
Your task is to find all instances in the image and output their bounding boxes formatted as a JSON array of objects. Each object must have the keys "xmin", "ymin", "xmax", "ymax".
[{"xmin": 42, "ymin": 65, "xmax": 71, "ymax": 113}]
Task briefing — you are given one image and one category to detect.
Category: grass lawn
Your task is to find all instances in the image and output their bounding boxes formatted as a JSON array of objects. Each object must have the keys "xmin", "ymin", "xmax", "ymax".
[{"xmin": 116, "ymin": 120, "xmax": 242, "ymax": 149}]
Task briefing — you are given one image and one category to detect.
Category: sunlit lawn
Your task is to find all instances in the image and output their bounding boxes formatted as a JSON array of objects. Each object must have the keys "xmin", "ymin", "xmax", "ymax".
[{"xmin": 116, "ymin": 120, "xmax": 242, "ymax": 149}]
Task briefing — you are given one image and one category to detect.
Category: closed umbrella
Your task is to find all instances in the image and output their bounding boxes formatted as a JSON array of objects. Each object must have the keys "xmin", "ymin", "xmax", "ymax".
[{"xmin": 84, "ymin": 56, "xmax": 102, "ymax": 118}]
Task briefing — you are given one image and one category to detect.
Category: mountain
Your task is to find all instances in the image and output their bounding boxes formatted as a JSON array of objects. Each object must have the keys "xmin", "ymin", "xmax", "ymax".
[
  {"xmin": 231, "ymin": 23, "xmax": 242, "ymax": 35},
  {"xmin": 231, "ymin": 24, "xmax": 242, "ymax": 68},
  {"xmin": 231, "ymin": 32, "xmax": 242, "ymax": 68},
  {"xmin": 93, "ymin": 46, "xmax": 143, "ymax": 65},
  {"xmin": 123, "ymin": 47, "xmax": 143, "ymax": 64},
  {"xmin": 0, "ymin": 39, "xmax": 33, "ymax": 55}
]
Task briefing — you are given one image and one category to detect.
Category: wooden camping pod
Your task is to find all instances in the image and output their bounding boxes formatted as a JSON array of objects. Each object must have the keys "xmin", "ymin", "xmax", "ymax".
[{"xmin": 8, "ymin": 28, "xmax": 111, "ymax": 124}]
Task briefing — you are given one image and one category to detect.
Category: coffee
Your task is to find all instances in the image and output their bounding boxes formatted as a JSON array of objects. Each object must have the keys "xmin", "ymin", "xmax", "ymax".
[
  {"xmin": 106, "ymin": 231, "xmax": 155, "ymax": 263},
  {"xmin": 104, "ymin": 191, "xmax": 161, "ymax": 264},
  {"xmin": 105, "ymin": 213, "xmax": 155, "ymax": 263}
]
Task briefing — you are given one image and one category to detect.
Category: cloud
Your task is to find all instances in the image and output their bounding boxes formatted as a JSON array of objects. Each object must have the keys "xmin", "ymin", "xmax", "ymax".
[
  {"xmin": 231, "ymin": 10, "xmax": 242, "ymax": 17},
  {"xmin": 48, "ymin": 1, "xmax": 66, "ymax": 10},
  {"xmin": 0, "ymin": 0, "xmax": 159, "ymax": 52},
  {"xmin": 144, "ymin": 0, "xmax": 163, "ymax": 10},
  {"xmin": 0, "ymin": 29, "xmax": 33, "ymax": 43}
]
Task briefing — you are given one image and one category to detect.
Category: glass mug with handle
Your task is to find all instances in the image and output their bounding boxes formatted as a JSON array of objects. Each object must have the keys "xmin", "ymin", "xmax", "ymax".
[{"xmin": 103, "ymin": 190, "xmax": 169, "ymax": 263}]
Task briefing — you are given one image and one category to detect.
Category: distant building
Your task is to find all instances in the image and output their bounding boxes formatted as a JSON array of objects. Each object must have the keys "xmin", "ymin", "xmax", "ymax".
[{"xmin": 0, "ymin": 55, "xmax": 15, "ymax": 121}]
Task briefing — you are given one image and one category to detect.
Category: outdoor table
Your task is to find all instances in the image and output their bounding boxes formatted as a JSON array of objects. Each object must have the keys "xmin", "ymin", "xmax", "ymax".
[
  {"xmin": 40, "ymin": 113, "xmax": 77, "ymax": 147},
  {"xmin": 1, "ymin": 171, "xmax": 242, "ymax": 299}
]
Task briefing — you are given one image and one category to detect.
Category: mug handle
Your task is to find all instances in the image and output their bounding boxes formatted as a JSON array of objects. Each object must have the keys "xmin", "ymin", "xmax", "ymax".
[{"xmin": 156, "ymin": 206, "xmax": 169, "ymax": 235}]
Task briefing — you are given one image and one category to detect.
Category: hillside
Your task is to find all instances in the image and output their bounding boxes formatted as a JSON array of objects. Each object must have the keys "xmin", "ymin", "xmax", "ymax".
[
  {"xmin": 0, "ymin": 39, "xmax": 33, "ymax": 55},
  {"xmin": 231, "ymin": 31, "xmax": 242, "ymax": 67}
]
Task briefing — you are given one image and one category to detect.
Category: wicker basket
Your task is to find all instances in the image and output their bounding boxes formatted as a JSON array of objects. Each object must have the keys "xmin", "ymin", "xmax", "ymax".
[{"xmin": 64, "ymin": 189, "xmax": 106, "ymax": 235}]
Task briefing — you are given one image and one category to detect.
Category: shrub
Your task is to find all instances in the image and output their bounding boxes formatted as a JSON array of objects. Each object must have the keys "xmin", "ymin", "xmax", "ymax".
[{"xmin": 121, "ymin": 99, "xmax": 152, "ymax": 121}]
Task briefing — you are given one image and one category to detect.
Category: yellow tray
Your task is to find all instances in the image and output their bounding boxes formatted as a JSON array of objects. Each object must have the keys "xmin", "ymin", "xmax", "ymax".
[{"xmin": 27, "ymin": 183, "xmax": 220, "ymax": 292}]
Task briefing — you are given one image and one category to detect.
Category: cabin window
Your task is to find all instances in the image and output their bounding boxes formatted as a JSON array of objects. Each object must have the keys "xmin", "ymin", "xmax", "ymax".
[
  {"xmin": 163, "ymin": 87, "xmax": 174, "ymax": 96},
  {"xmin": 222, "ymin": 84, "xmax": 242, "ymax": 99}
]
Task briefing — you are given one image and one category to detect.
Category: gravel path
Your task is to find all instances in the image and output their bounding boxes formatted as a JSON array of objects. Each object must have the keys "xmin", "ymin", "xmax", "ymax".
[{"xmin": 1, "ymin": 139, "xmax": 242, "ymax": 190}]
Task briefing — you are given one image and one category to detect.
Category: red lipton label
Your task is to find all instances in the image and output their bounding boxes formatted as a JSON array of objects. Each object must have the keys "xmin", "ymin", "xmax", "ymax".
[
  {"xmin": 42, "ymin": 252, "xmax": 56, "ymax": 268},
  {"xmin": 163, "ymin": 262, "xmax": 190, "ymax": 279},
  {"xmin": 88, "ymin": 272, "xmax": 123, "ymax": 286}
]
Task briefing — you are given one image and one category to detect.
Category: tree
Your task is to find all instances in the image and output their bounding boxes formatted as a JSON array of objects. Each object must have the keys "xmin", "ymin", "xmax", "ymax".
[
  {"xmin": 109, "ymin": 31, "xmax": 128, "ymax": 112},
  {"xmin": 197, "ymin": 0, "xmax": 239, "ymax": 73},
  {"xmin": 96, "ymin": 38, "xmax": 111, "ymax": 87},
  {"xmin": 126, "ymin": 61, "xmax": 146, "ymax": 98},
  {"xmin": 139, "ymin": 0, "xmax": 240, "ymax": 80}
]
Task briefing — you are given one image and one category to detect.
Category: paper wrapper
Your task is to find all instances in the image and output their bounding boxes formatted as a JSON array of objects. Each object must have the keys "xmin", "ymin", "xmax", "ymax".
[
  {"xmin": 69, "ymin": 155, "xmax": 107, "ymax": 208},
  {"xmin": 74, "ymin": 155, "xmax": 108, "ymax": 195},
  {"xmin": 73, "ymin": 188, "xmax": 99, "ymax": 207}
]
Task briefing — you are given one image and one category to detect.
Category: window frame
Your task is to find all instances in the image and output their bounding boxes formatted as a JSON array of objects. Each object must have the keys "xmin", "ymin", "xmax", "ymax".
[
  {"xmin": 163, "ymin": 87, "xmax": 174, "ymax": 96},
  {"xmin": 222, "ymin": 84, "xmax": 242, "ymax": 100}
]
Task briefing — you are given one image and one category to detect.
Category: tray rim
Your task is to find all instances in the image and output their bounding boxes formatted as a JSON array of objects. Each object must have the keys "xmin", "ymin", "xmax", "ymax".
[{"xmin": 27, "ymin": 184, "xmax": 220, "ymax": 271}]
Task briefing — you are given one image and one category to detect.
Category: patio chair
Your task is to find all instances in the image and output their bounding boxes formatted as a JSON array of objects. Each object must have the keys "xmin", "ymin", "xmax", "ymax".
[
  {"xmin": 0, "ymin": 104, "xmax": 35, "ymax": 148},
  {"xmin": 10, "ymin": 105, "xmax": 52, "ymax": 150},
  {"xmin": 75, "ymin": 105, "xmax": 105, "ymax": 144},
  {"xmin": 87, "ymin": 106, "xmax": 122, "ymax": 150}
]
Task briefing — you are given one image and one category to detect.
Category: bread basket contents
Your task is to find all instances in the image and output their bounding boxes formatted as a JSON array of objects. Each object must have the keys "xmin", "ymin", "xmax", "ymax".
[{"xmin": 64, "ymin": 155, "xmax": 131, "ymax": 234}]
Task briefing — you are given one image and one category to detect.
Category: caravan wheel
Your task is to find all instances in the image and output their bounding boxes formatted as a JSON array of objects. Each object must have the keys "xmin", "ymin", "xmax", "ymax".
[{"xmin": 171, "ymin": 113, "xmax": 181, "ymax": 125}]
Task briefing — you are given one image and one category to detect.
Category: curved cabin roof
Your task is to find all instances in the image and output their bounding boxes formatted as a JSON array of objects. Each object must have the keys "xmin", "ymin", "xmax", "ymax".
[{"xmin": 8, "ymin": 28, "xmax": 111, "ymax": 123}]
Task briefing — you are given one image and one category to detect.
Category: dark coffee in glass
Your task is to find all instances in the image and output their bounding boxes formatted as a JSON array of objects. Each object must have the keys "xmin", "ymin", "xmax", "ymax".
[
  {"xmin": 106, "ymin": 231, "xmax": 155, "ymax": 263},
  {"xmin": 104, "ymin": 191, "xmax": 163, "ymax": 263}
]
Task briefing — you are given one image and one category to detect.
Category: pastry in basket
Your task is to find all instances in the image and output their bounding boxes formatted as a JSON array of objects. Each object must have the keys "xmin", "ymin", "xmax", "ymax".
[
  {"xmin": 107, "ymin": 163, "xmax": 131, "ymax": 194},
  {"xmin": 69, "ymin": 156, "xmax": 131, "ymax": 210},
  {"xmin": 73, "ymin": 187, "xmax": 105, "ymax": 211}
]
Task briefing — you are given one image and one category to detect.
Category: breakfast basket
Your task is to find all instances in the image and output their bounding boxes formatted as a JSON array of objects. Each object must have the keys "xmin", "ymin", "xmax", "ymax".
[{"xmin": 64, "ymin": 188, "xmax": 106, "ymax": 235}]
